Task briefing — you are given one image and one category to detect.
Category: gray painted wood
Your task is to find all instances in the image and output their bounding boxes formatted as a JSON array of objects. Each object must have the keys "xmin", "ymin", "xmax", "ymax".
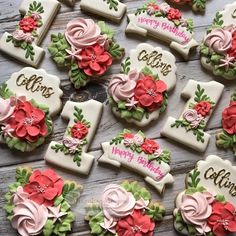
[{"xmin": 0, "ymin": 0, "xmax": 236, "ymax": 235}]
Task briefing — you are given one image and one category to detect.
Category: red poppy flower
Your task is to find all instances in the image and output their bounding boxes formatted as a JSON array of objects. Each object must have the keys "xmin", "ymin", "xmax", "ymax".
[
  {"xmin": 227, "ymin": 32, "xmax": 236, "ymax": 58},
  {"xmin": 23, "ymin": 169, "xmax": 64, "ymax": 207},
  {"xmin": 8, "ymin": 100, "xmax": 48, "ymax": 142},
  {"xmin": 222, "ymin": 101, "xmax": 236, "ymax": 135},
  {"xmin": 19, "ymin": 17, "xmax": 38, "ymax": 33},
  {"xmin": 78, "ymin": 44, "xmax": 112, "ymax": 76},
  {"xmin": 194, "ymin": 101, "xmax": 211, "ymax": 117},
  {"xmin": 141, "ymin": 139, "xmax": 159, "ymax": 154},
  {"xmin": 134, "ymin": 76, "xmax": 167, "ymax": 112},
  {"xmin": 208, "ymin": 201, "xmax": 236, "ymax": 236},
  {"xmin": 123, "ymin": 133, "xmax": 135, "ymax": 139},
  {"xmin": 167, "ymin": 8, "xmax": 182, "ymax": 20},
  {"xmin": 116, "ymin": 210, "xmax": 155, "ymax": 236},
  {"xmin": 71, "ymin": 121, "xmax": 88, "ymax": 139}
]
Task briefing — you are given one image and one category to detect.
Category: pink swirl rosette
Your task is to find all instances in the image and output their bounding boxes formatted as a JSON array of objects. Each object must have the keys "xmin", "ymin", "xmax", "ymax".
[
  {"xmin": 11, "ymin": 199, "xmax": 48, "ymax": 236},
  {"xmin": 0, "ymin": 97, "xmax": 15, "ymax": 123},
  {"xmin": 108, "ymin": 70, "xmax": 140, "ymax": 102},
  {"xmin": 183, "ymin": 109, "xmax": 204, "ymax": 128},
  {"xmin": 12, "ymin": 186, "xmax": 29, "ymax": 205},
  {"xmin": 204, "ymin": 28, "xmax": 232, "ymax": 54},
  {"xmin": 180, "ymin": 192, "xmax": 214, "ymax": 234},
  {"xmin": 65, "ymin": 18, "xmax": 107, "ymax": 51}
]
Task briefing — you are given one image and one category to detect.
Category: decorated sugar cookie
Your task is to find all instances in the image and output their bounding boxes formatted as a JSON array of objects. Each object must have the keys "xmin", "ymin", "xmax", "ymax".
[
  {"xmin": 98, "ymin": 129, "xmax": 173, "ymax": 194},
  {"xmin": 85, "ymin": 181, "xmax": 165, "ymax": 235},
  {"xmin": 45, "ymin": 100, "xmax": 103, "ymax": 175},
  {"xmin": 201, "ymin": 2, "xmax": 236, "ymax": 80},
  {"xmin": 126, "ymin": 2, "xmax": 198, "ymax": 59},
  {"xmin": 4, "ymin": 166, "xmax": 82, "ymax": 236},
  {"xmin": 48, "ymin": 18, "xmax": 124, "ymax": 89},
  {"xmin": 108, "ymin": 43, "xmax": 177, "ymax": 126},
  {"xmin": 174, "ymin": 155, "xmax": 236, "ymax": 236},
  {"xmin": 80, "ymin": 0, "xmax": 127, "ymax": 23},
  {"xmin": 0, "ymin": 0, "xmax": 60, "ymax": 67},
  {"xmin": 216, "ymin": 91, "xmax": 236, "ymax": 155},
  {"xmin": 161, "ymin": 80, "xmax": 224, "ymax": 152},
  {"xmin": 169, "ymin": 0, "xmax": 208, "ymax": 12},
  {"xmin": 0, "ymin": 67, "xmax": 63, "ymax": 152}
]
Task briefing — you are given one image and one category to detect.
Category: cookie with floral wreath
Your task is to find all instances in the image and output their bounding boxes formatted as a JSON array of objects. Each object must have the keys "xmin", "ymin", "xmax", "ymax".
[
  {"xmin": 98, "ymin": 129, "xmax": 174, "ymax": 194},
  {"xmin": 0, "ymin": 67, "xmax": 63, "ymax": 152},
  {"xmin": 4, "ymin": 166, "xmax": 83, "ymax": 236},
  {"xmin": 48, "ymin": 18, "xmax": 124, "ymax": 89},
  {"xmin": 174, "ymin": 155, "xmax": 236, "ymax": 236},
  {"xmin": 126, "ymin": 1, "xmax": 198, "ymax": 59},
  {"xmin": 169, "ymin": 0, "xmax": 208, "ymax": 12},
  {"xmin": 201, "ymin": 2, "xmax": 236, "ymax": 80},
  {"xmin": 216, "ymin": 91, "xmax": 236, "ymax": 155},
  {"xmin": 108, "ymin": 43, "xmax": 177, "ymax": 126},
  {"xmin": 85, "ymin": 181, "xmax": 165, "ymax": 235}
]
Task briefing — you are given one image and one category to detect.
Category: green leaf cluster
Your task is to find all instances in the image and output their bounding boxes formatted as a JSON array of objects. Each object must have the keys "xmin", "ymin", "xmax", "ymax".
[
  {"xmin": 149, "ymin": 149, "xmax": 171, "ymax": 164},
  {"xmin": 97, "ymin": 21, "xmax": 115, "ymax": 39},
  {"xmin": 110, "ymin": 129, "xmax": 130, "ymax": 145},
  {"xmin": 104, "ymin": 0, "xmax": 119, "ymax": 11},
  {"xmin": 15, "ymin": 166, "xmax": 32, "ymax": 185},
  {"xmin": 121, "ymin": 57, "xmax": 131, "ymax": 74},
  {"xmin": 62, "ymin": 181, "xmax": 83, "ymax": 205},
  {"xmin": 29, "ymin": 1, "xmax": 44, "ymax": 14},
  {"xmin": 192, "ymin": 0, "xmax": 206, "ymax": 12},
  {"xmin": 212, "ymin": 12, "xmax": 224, "ymax": 28},
  {"xmin": 194, "ymin": 84, "xmax": 215, "ymax": 105},
  {"xmin": 0, "ymin": 82, "xmax": 14, "ymax": 99},
  {"xmin": 147, "ymin": 202, "xmax": 165, "ymax": 221},
  {"xmin": 74, "ymin": 106, "xmax": 91, "ymax": 127},
  {"xmin": 187, "ymin": 169, "xmax": 200, "ymax": 188},
  {"xmin": 108, "ymin": 42, "xmax": 124, "ymax": 60}
]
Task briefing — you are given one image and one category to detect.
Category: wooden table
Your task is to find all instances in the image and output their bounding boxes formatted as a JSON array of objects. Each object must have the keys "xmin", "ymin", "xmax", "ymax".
[{"xmin": 0, "ymin": 0, "xmax": 236, "ymax": 235}]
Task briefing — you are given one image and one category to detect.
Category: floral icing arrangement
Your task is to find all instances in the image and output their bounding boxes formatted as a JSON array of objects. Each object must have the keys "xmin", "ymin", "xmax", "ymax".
[
  {"xmin": 85, "ymin": 181, "xmax": 165, "ymax": 235},
  {"xmin": 174, "ymin": 168, "xmax": 236, "ymax": 236},
  {"xmin": 0, "ymin": 83, "xmax": 52, "ymax": 152},
  {"xmin": 216, "ymin": 91, "xmax": 236, "ymax": 155},
  {"xmin": 169, "ymin": 0, "xmax": 207, "ymax": 12},
  {"xmin": 4, "ymin": 167, "xmax": 83, "ymax": 236},
  {"xmin": 51, "ymin": 106, "xmax": 90, "ymax": 167},
  {"xmin": 6, "ymin": 1, "xmax": 44, "ymax": 61},
  {"xmin": 48, "ymin": 18, "xmax": 124, "ymax": 89},
  {"xmin": 200, "ymin": 12, "xmax": 236, "ymax": 80},
  {"xmin": 108, "ymin": 60, "xmax": 168, "ymax": 125},
  {"xmin": 171, "ymin": 84, "xmax": 215, "ymax": 143},
  {"xmin": 135, "ymin": 1, "xmax": 193, "ymax": 32}
]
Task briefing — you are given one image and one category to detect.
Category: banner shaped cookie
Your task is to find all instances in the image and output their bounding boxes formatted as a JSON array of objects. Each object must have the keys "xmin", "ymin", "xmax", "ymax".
[
  {"xmin": 98, "ymin": 129, "xmax": 174, "ymax": 194},
  {"xmin": 108, "ymin": 43, "xmax": 177, "ymax": 126},
  {"xmin": 216, "ymin": 91, "xmax": 236, "ymax": 155},
  {"xmin": 0, "ymin": 0, "xmax": 60, "ymax": 67},
  {"xmin": 85, "ymin": 181, "xmax": 165, "ymax": 235},
  {"xmin": 4, "ymin": 166, "xmax": 83, "ymax": 236},
  {"xmin": 45, "ymin": 100, "xmax": 103, "ymax": 175},
  {"xmin": 126, "ymin": 2, "xmax": 198, "ymax": 59},
  {"xmin": 48, "ymin": 18, "xmax": 124, "ymax": 90},
  {"xmin": 174, "ymin": 155, "xmax": 236, "ymax": 236},
  {"xmin": 80, "ymin": 0, "xmax": 127, "ymax": 23},
  {"xmin": 201, "ymin": 2, "xmax": 236, "ymax": 80},
  {"xmin": 161, "ymin": 80, "xmax": 224, "ymax": 152},
  {"xmin": 169, "ymin": 0, "xmax": 208, "ymax": 12},
  {"xmin": 0, "ymin": 67, "xmax": 63, "ymax": 152}
]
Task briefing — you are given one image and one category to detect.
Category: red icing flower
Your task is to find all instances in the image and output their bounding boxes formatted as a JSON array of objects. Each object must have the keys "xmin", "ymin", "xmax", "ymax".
[
  {"xmin": 78, "ymin": 44, "xmax": 112, "ymax": 76},
  {"xmin": 116, "ymin": 210, "xmax": 155, "ymax": 236},
  {"xmin": 141, "ymin": 139, "xmax": 159, "ymax": 154},
  {"xmin": 167, "ymin": 8, "xmax": 182, "ymax": 20},
  {"xmin": 23, "ymin": 169, "xmax": 64, "ymax": 207},
  {"xmin": 8, "ymin": 100, "xmax": 48, "ymax": 142},
  {"xmin": 147, "ymin": 3, "xmax": 160, "ymax": 11},
  {"xmin": 222, "ymin": 101, "xmax": 236, "ymax": 135},
  {"xmin": 194, "ymin": 101, "xmax": 211, "ymax": 117},
  {"xmin": 19, "ymin": 17, "xmax": 38, "ymax": 33},
  {"xmin": 208, "ymin": 201, "xmax": 236, "ymax": 236},
  {"xmin": 123, "ymin": 133, "xmax": 135, "ymax": 139},
  {"xmin": 71, "ymin": 121, "xmax": 88, "ymax": 139},
  {"xmin": 227, "ymin": 32, "xmax": 236, "ymax": 59},
  {"xmin": 134, "ymin": 76, "xmax": 167, "ymax": 112}
]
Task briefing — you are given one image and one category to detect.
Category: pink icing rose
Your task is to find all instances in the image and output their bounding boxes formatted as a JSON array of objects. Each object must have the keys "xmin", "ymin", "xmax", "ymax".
[
  {"xmin": 180, "ymin": 192, "xmax": 214, "ymax": 234},
  {"xmin": 159, "ymin": 3, "xmax": 171, "ymax": 13},
  {"xmin": 204, "ymin": 28, "xmax": 232, "ymax": 54},
  {"xmin": 108, "ymin": 70, "xmax": 140, "ymax": 102},
  {"xmin": 12, "ymin": 30, "xmax": 27, "ymax": 41},
  {"xmin": 11, "ymin": 199, "xmax": 48, "ymax": 236},
  {"xmin": 31, "ymin": 12, "xmax": 42, "ymax": 21},
  {"xmin": 0, "ymin": 97, "xmax": 15, "ymax": 123},
  {"xmin": 183, "ymin": 109, "xmax": 204, "ymax": 128},
  {"xmin": 12, "ymin": 186, "xmax": 29, "ymax": 205},
  {"xmin": 24, "ymin": 33, "xmax": 34, "ymax": 43},
  {"xmin": 65, "ymin": 18, "xmax": 107, "ymax": 51}
]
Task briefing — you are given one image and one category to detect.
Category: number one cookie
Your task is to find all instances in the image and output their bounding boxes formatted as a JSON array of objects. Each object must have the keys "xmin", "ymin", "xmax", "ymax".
[
  {"xmin": 161, "ymin": 80, "xmax": 224, "ymax": 152},
  {"xmin": 45, "ymin": 100, "xmax": 103, "ymax": 175},
  {"xmin": 0, "ymin": 0, "xmax": 60, "ymax": 67}
]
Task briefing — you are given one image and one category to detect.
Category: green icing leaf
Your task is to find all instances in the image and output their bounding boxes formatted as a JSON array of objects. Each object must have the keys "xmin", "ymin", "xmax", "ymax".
[
  {"xmin": 97, "ymin": 21, "xmax": 115, "ymax": 39},
  {"xmin": 110, "ymin": 129, "xmax": 129, "ymax": 145},
  {"xmin": 62, "ymin": 181, "xmax": 83, "ymax": 205},
  {"xmin": 212, "ymin": 12, "xmax": 224, "ymax": 27},
  {"xmin": 108, "ymin": 41, "xmax": 124, "ymax": 60},
  {"xmin": 147, "ymin": 202, "xmax": 165, "ymax": 221},
  {"xmin": 215, "ymin": 194, "xmax": 226, "ymax": 203},
  {"xmin": 15, "ymin": 166, "xmax": 32, "ymax": 184},
  {"xmin": 0, "ymin": 83, "xmax": 14, "ymax": 99},
  {"xmin": 187, "ymin": 169, "xmax": 200, "ymax": 188},
  {"xmin": 103, "ymin": 0, "xmax": 118, "ymax": 12},
  {"xmin": 29, "ymin": 1, "xmax": 44, "ymax": 14},
  {"xmin": 159, "ymin": 92, "xmax": 168, "ymax": 113},
  {"xmin": 43, "ymin": 220, "xmax": 55, "ymax": 236},
  {"xmin": 121, "ymin": 57, "xmax": 131, "ymax": 74},
  {"xmin": 192, "ymin": 0, "xmax": 206, "ymax": 12}
]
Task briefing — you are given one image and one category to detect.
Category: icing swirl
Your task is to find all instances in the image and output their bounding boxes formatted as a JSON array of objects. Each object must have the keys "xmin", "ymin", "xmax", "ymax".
[
  {"xmin": 108, "ymin": 70, "xmax": 140, "ymax": 102},
  {"xmin": 204, "ymin": 28, "xmax": 232, "ymax": 54},
  {"xmin": 183, "ymin": 109, "xmax": 204, "ymax": 128},
  {"xmin": 101, "ymin": 184, "xmax": 136, "ymax": 221},
  {"xmin": 0, "ymin": 97, "xmax": 15, "ymax": 123},
  {"xmin": 180, "ymin": 192, "xmax": 214, "ymax": 234},
  {"xmin": 11, "ymin": 199, "xmax": 48, "ymax": 236},
  {"xmin": 65, "ymin": 18, "xmax": 107, "ymax": 51},
  {"xmin": 12, "ymin": 186, "xmax": 29, "ymax": 205}
]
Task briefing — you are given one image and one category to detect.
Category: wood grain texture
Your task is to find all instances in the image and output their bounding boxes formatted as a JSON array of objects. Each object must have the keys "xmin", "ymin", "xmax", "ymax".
[{"xmin": 0, "ymin": 0, "xmax": 236, "ymax": 235}]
